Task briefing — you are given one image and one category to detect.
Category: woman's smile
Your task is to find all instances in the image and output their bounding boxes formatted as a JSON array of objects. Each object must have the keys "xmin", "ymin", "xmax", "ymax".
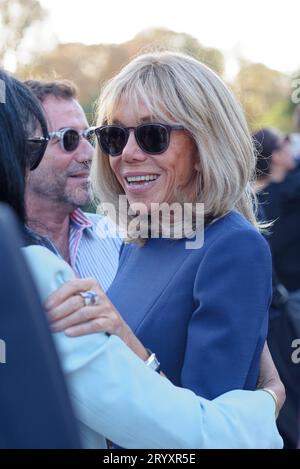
[
  {"xmin": 109, "ymin": 97, "xmax": 198, "ymax": 208},
  {"xmin": 123, "ymin": 172, "xmax": 161, "ymax": 193}
]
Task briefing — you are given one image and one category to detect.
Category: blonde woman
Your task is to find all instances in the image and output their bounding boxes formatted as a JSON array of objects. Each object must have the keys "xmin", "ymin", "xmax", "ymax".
[
  {"xmin": 0, "ymin": 68, "xmax": 283, "ymax": 449},
  {"xmin": 48, "ymin": 52, "xmax": 272, "ymax": 402}
]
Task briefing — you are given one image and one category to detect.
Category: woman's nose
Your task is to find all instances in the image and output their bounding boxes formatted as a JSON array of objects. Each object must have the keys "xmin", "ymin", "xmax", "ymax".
[{"xmin": 121, "ymin": 130, "xmax": 147, "ymax": 163}]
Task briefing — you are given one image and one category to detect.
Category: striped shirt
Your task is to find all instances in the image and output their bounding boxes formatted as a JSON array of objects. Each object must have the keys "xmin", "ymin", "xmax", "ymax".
[{"xmin": 69, "ymin": 209, "xmax": 122, "ymax": 291}]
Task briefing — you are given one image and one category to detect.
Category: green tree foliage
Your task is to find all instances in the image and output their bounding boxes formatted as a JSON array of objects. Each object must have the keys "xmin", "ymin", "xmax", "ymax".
[{"xmin": 232, "ymin": 61, "xmax": 291, "ymax": 130}]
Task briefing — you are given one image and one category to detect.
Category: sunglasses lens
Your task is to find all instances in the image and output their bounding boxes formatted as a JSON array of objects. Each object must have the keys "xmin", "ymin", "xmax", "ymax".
[
  {"xmin": 98, "ymin": 126, "xmax": 127, "ymax": 156},
  {"xmin": 27, "ymin": 139, "xmax": 47, "ymax": 170},
  {"xmin": 138, "ymin": 124, "xmax": 168, "ymax": 154},
  {"xmin": 86, "ymin": 129, "xmax": 96, "ymax": 147},
  {"xmin": 63, "ymin": 129, "xmax": 80, "ymax": 152},
  {"xmin": 96, "ymin": 124, "xmax": 171, "ymax": 156}
]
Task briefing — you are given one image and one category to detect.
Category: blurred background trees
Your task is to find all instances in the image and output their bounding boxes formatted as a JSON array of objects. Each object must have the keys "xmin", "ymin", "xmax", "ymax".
[
  {"xmin": 0, "ymin": 0, "xmax": 47, "ymax": 67},
  {"xmin": 17, "ymin": 27, "xmax": 226, "ymax": 122},
  {"xmin": 232, "ymin": 60, "xmax": 292, "ymax": 131},
  {"xmin": 1, "ymin": 0, "xmax": 298, "ymax": 132}
]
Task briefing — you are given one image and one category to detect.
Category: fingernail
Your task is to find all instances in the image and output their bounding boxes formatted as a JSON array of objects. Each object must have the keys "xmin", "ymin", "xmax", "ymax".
[{"xmin": 65, "ymin": 328, "xmax": 75, "ymax": 336}]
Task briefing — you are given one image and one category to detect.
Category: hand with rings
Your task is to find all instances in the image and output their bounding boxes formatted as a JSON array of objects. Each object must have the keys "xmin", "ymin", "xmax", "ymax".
[
  {"xmin": 44, "ymin": 277, "xmax": 149, "ymax": 361},
  {"xmin": 79, "ymin": 290, "xmax": 99, "ymax": 307}
]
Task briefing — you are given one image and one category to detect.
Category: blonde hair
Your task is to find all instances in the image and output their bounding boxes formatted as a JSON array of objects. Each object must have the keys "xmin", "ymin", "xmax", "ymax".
[{"xmin": 92, "ymin": 50, "xmax": 259, "ymax": 240}]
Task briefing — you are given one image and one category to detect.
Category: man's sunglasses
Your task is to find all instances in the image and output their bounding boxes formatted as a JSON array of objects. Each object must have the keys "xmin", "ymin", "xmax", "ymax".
[
  {"xmin": 94, "ymin": 123, "xmax": 185, "ymax": 157},
  {"xmin": 49, "ymin": 127, "xmax": 96, "ymax": 153},
  {"xmin": 27, "ymin": 136, "xmax": 49, "ymax": 171}
]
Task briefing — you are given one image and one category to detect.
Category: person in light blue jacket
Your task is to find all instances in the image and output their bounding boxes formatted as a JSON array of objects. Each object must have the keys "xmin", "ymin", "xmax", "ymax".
[
  {"xmin": 1, "ymin": 68, "xmax": 284, "ymax": 449},
  {"xmin": 24, "ymin": 244, "xmax": 283, "ymax": 449}
]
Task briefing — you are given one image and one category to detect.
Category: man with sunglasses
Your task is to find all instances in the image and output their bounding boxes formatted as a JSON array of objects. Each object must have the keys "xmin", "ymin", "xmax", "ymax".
[{"xmin": 25, "ymin": 79, "xmax": 121, "ymax": 291}]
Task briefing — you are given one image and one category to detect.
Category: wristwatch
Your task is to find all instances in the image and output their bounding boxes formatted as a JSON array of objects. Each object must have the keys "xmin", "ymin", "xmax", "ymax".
[{"xmin": 145, "ymin": 349, "xmax": 161, "ymax": 372}]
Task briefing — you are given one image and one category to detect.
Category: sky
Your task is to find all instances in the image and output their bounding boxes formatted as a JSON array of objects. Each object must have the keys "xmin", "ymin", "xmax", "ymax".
[{"xmin": 37, "ymin": 0, "xmax": 299, "ymax": 77}]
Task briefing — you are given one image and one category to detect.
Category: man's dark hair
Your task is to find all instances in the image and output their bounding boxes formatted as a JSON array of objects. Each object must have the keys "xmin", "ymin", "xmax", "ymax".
[
  {"xmin": 0, "ymin": 69, "xmax": 48, "ymax": 223},
  {"xmin": 24, "ymin": 79, "xmax": 78, "ymax": 103}
]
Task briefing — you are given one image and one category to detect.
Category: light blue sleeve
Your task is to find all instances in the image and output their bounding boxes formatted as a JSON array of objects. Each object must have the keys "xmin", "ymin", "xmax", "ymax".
[{"xmin": 23, "ymin": 245, "xmax": 283, "ymax": 449}]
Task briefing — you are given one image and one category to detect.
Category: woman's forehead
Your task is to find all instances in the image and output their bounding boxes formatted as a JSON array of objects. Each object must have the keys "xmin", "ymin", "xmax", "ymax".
[{"xmin": 111, "ymin": 93, "xmax": 168, "ymax": 122}]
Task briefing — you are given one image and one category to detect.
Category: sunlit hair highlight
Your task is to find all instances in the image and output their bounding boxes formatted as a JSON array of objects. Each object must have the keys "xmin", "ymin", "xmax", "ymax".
[{"xmin": 92, "ymin": 51, "xmax": 260, "ymax": 242}]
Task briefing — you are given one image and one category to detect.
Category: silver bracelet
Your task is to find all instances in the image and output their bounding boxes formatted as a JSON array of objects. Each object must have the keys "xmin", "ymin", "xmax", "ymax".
[{"xmin": 145, "ymin": 349, "xmax": 161, "ymax": 372}]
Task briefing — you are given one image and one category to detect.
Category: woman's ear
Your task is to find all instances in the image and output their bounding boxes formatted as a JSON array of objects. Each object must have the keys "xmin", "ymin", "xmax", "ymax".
[{"xmin": 194, "ymin": 161, "xmax": 200, "ymax": 171}]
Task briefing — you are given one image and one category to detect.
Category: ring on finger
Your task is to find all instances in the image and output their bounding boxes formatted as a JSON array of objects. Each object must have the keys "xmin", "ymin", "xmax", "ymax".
[{"xmin": 79, "ymin": 290, "xmax": 99, "ymax": 307}]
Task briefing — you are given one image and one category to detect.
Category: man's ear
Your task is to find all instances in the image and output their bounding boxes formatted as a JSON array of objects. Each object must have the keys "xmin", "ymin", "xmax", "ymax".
[{"xmin": 271, "ymin": 150, "xmax": 280, "ymax": 166}]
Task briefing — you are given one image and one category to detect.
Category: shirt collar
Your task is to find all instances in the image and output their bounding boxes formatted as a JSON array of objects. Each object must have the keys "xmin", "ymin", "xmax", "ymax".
[{"xmin": 70, "ymin": 208, "xmax": 93, "ymax": 231}]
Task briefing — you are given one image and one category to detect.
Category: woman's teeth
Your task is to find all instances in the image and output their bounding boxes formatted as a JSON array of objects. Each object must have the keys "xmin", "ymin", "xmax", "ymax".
[{"xmin": 126, "ymin": 175, "xmax": 159, "ymax": 185}]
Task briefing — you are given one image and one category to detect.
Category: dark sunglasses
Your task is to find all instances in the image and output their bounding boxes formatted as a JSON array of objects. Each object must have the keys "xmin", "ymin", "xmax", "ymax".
[
  {"xmin": 95, "ymin": 123, "xmax": 185, "ymax": 157},
  {"xmin": 49, "ymin": 127, "xmax": 96, "ymax": 153},
  {"xmin": 27, "ymin": 136, "xmax": 49, "ymax": 171}
]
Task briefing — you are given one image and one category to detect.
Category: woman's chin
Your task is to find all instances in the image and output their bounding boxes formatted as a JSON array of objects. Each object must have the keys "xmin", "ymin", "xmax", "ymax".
[{"xmin": 128, "ymin": 200, "xmax": 151, "ymax": 217}]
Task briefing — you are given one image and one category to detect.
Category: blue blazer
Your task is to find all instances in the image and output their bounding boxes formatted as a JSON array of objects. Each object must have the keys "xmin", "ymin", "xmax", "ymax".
[
  {"xmin": 23, "ymin": 243, "xmax": 282, "ymax": 449},
  {"xmin": 22, "ymin": 239, "xmax": 282, "ymax": 449},
  {"xmin": 108, "ymin": 211, "xmax": 272, "ymax": 399}
]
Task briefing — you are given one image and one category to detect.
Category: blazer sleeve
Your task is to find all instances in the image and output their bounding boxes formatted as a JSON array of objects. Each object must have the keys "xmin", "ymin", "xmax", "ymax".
[{"xmin": 181, "ymin": 227, "xmax": 272, "ymax": 399}]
